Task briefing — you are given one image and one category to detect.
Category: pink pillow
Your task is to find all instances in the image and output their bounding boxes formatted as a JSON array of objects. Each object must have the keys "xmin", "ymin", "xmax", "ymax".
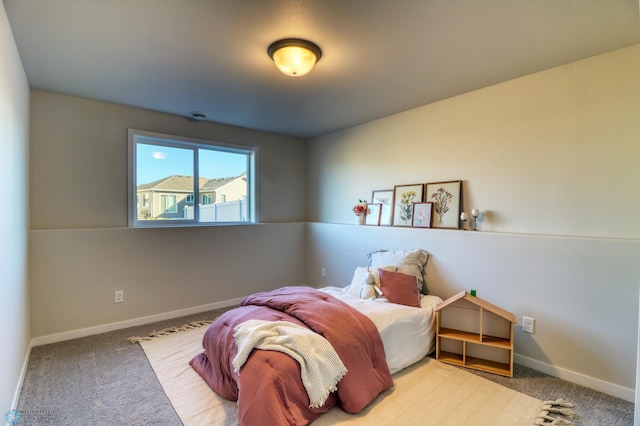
[{"xmin": 378, "ymin": 269, "xmax": 421, "ymax": 308}]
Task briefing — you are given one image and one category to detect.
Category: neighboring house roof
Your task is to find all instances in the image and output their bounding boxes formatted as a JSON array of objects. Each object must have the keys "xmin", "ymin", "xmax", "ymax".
[
  {"xmin": 137, "ymin": 174, "xmax": 245, "ymax": 191},
  {"xmin": 200, "ymin": 174, "xmax": 246, "ymax": 192},
  {"xmin": 137, "ymin": 175, "xmax": 208, "ymax": 191}
]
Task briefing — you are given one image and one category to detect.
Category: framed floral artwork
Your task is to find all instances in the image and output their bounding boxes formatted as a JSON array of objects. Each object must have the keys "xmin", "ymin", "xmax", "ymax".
[
  {"xmin": 412, "ymin": 202, "xmax": 433, "ymax": 228},
  {"xmin": 425, "ymin": 180, "xmax": 462, "ymax": 229},
  {"xmin": 392, "ymin": 184, "xmax": 424, "ymax": 227},
  {"xmin": 365, "ymin": 203, "xmax": 382, "ymax": 226},
  {"xmin": 371, "ymin": 189, "xmax": 394, "ymax": 226}
]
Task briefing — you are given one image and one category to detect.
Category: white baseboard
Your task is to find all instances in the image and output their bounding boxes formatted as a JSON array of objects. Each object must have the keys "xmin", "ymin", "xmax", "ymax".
[
  {"xmin": 30, "ymin": 297, "xmax": 244, "ymax": 347},
  {"xmin": 10, "ymin": 340, "xmax": 32, "ymax": 413},
  {"xmin": 514, "ymin": 353, "xmax": 635, "ymax": 403}
]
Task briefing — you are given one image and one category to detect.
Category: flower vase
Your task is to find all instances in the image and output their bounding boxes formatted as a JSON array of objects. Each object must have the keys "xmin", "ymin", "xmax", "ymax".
[{"xmin": 356, "ymin": 215, "xmax": 365, "ymax": 226}]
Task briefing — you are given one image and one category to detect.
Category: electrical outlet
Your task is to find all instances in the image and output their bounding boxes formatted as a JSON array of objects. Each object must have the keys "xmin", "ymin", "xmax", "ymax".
[
  {"xmin": 114, "ymin": 290, "xmax": 124, "ymax": 304},
  {"xmin": 522, "ymin": 316, "xmax": 535, "ymax": 334},
  {"xmin": 321, "ymin": 267, "xmax": 326, "ymax": 277}
]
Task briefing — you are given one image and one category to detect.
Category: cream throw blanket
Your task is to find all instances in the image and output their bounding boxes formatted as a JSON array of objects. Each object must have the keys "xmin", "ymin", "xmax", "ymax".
[{"xmin": 232, "ymin": 319, "xmax": 348, "ymax": 408}]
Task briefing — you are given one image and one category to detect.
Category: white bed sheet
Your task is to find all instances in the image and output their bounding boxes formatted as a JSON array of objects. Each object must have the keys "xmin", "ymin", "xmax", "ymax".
[{"xmin": 320, "ymin": 287, "xmax": 443, "ymax": 374}]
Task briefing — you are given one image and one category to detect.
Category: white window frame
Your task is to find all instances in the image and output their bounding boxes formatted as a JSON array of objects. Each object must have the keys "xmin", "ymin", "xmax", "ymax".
[{"xmin": 128, "ymin": 129, "xmax": 257, "ymax": 227}]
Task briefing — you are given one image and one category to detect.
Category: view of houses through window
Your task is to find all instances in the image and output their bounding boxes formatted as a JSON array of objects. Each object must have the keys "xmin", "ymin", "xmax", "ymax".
[{"xmin": 129, "ymin": 130, "xmax": 255, "ymax": 226}]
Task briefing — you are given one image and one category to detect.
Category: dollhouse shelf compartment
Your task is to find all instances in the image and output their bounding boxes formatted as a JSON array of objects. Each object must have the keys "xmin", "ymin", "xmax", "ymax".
[{"xmin": 435, "ymin": 291, "xmax": 516, "ymax": 377}]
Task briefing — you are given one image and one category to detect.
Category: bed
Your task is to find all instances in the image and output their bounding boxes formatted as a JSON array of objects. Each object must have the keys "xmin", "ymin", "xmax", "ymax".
[
  {"xmin": 320, "ymin": 286, "xmax": 442, "ymax": 374},
  {"xmin": 190, "ymin": 249, "xmax": 439, "ymax": 425}
]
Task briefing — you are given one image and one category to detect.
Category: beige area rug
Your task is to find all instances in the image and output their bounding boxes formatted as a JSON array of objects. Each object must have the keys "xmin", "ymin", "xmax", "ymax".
[{"xmin": 137, "ymin": 325, "xmax": 557, "ymax": 426}]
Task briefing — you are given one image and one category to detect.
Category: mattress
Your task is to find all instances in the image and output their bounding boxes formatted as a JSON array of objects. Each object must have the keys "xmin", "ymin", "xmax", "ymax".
[{"xmin": 320, "ymin": 287, "xmax": 443, "ymax": 374}]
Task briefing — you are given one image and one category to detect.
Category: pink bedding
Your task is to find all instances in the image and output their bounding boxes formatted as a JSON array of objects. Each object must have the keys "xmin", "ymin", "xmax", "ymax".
[{"xmin": 190, "ymin": 286, "xmax": 393, "ymax": 425}]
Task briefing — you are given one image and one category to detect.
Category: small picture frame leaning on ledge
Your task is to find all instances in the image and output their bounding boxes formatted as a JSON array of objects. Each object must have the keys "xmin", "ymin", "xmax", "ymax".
[
  {"xmin": 365, "ymin": 203, "xmax": 382, "ymax": 226},
  {"xmin": 371, "ymin": 189, "xmax": 394, "ymax": 226},
  {"xmin": 412, "ymin": 202, "xmax": 433, "ymax": 228}
]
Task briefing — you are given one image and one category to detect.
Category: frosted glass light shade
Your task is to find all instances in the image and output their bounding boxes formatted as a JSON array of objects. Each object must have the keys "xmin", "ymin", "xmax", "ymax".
[{"xmin": 268, "ymin": 39, "xmax": 322, "ymax": 77}]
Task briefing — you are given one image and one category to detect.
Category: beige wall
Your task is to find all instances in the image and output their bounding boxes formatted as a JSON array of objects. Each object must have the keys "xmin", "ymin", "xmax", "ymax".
[
  {"xmin": 30, "ymin": 91, "xmax": 307, "ymax": 228},
  {"xmin": 30, "ymin": 223, "xmax": 307, "ymax": 337},
  {"xmin": 0, "ymin": 2, "xmax": 30, "ymax": 412},
  {"xmin": 308, "ymin": 45, "xmax": 640, "ymax": 239},
  {"xmin": 307, "ymin": 45, "xmax": 640, "ymax": 400},
  {"xmin": 28, "ymin": 92, "xmax": 309, "ymax": 337}
]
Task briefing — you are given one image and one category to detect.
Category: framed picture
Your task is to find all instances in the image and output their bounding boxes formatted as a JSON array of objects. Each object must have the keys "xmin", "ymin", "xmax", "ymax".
[
  {"xmin": 371, "ymin": 189, "xmax": 394, "ymax": 226},
  {"xmin": 365, "ymin": 203, "xmax": 382, "ymax": 226},
  {"xmin": 412, "ymin": 202, "xmax": 433, "ymax": 228},
  {"xmin": 425, "ymin": 180, "xmax": 462, "ymax": 229},
  {"xmin": 392, "ymin": 184, "xmax": 424, "ymax": 227}
]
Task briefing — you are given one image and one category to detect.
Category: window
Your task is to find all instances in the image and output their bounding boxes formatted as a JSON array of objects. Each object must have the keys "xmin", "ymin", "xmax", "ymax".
[
  {"xmin": 160, "ymin": 194, "xmax": 177, "ymax": 213},
  {"xmin": 128, "ymin": 129, "xmax": 256, "ymax": 227}
]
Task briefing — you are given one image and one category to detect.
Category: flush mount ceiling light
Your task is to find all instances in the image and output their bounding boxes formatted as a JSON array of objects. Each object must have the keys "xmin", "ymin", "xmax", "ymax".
[{"xmin": 267, "ymin": 38, "xmax": 322, "ymax": 77}]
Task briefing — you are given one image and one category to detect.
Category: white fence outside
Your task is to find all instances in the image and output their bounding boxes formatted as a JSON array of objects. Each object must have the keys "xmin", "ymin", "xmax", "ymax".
[{"xmin": 184, "ymin": 199, "xmax": 247, "ymax": 222}]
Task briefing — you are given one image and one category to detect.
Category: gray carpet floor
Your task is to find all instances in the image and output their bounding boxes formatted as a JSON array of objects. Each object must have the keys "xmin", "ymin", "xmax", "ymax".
[{"xmin": 17, "ymin": 308, "xmax": 634, "ymax": 425}]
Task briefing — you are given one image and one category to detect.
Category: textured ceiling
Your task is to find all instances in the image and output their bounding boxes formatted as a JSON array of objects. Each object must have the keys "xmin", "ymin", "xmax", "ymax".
[{"xmin": 4, "ymin": 0, "xmax": 640, "ymax": 139}]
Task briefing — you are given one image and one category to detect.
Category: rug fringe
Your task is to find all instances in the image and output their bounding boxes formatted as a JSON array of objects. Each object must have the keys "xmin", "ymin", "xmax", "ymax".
[
  {"xmin": 533, "ymin": 398, "xmax": 577, "ymax": 425},
  {"xmin": 127, "ymin": 320, "xmax": 214, "ymax": 344}
]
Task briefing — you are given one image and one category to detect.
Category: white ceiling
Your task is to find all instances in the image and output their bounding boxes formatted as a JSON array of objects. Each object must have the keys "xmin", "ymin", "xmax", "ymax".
[{"xmin": 4, "ymin": 0, "xmax": 640, "ymax": 139}]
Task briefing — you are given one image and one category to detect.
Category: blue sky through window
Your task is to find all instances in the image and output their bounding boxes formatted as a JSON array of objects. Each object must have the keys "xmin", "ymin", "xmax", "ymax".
[{"xmin": 136, "ymin": 143, "xmax": 247, "ymax": 185}]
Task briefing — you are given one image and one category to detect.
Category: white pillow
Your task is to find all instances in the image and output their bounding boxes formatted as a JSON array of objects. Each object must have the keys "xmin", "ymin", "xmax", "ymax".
[
  {"xmin": 345, "ymin": 266, "xmax": 396, "ymax": 299},
  {"xmin": 368, "ymin": 249, "xmax": 430, "ymax": 294}
]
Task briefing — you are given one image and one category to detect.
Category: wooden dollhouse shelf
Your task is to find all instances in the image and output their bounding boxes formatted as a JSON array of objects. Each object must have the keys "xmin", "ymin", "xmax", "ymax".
[
  {"xmin": 435, "ymin": 291, "xmax": 516, "ymax": 377},
  {"xmin": 437, "ymin": 328, "xmax": 511, "ymax": 348}
]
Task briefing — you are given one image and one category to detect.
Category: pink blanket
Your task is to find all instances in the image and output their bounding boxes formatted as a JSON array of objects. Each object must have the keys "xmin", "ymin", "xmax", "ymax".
[{"xmin": 190, "ymin": 286, "xmax": 393, "ymax": 425}]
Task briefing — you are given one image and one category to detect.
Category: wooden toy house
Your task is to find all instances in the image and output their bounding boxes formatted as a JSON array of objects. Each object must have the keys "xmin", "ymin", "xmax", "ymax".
[{"xmin": 435, "ymin": 291, "xmax": 517, "ymax": 377}]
